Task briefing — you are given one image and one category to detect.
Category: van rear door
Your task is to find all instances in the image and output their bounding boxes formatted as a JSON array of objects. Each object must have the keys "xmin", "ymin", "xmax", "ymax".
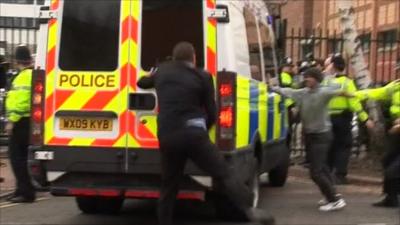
[
  {"xmin": 44, "ymin": 0, "xmax": 131, "ymax": 172},
  {"xmin": 128, "ymin": 0, "xmax": 207, "ymax": 151}
]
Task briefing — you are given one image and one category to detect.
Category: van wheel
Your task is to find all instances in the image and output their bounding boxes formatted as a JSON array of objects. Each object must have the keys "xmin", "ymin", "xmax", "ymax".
[
  {"xmin": 268, "ymin": 158, "xmax": 289, "ymax": 187},
  {"xmin": 76, "ymin": 197, "xmax": 99, "ymax": 214},
  {"xmin": 97, "ymin": 198, "xmax": 124, "ymax": 214},
  {"xmin": 76, "ymin": 197, "xmax": 124, "ymax": 214}
]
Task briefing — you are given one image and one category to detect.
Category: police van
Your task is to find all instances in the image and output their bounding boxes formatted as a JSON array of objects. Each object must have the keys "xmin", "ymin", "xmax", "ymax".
[{"xmin": 32, "ymin": 0, "xmax": 289, "ymax": 216}]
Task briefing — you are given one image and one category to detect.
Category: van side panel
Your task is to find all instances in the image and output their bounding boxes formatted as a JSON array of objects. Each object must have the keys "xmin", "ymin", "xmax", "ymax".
[{"xmin": 235, "ymin": 76, "xmax": 250, "ymax": 148}]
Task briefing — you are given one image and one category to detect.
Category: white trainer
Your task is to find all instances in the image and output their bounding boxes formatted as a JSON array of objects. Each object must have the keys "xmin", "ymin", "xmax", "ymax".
[
  {"xmin": 319, "ymin": 198, "xmax": 346, "ymax": 212},
  {"xmin": 318, "ymin": 194, "xmax": 342, "ymax": 206}
]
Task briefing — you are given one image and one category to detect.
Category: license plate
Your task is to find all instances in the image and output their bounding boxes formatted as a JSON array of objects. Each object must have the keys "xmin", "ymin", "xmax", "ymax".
[{"xmin": 59, "ymin": 117, "xmax": 113, "ymax": 131}]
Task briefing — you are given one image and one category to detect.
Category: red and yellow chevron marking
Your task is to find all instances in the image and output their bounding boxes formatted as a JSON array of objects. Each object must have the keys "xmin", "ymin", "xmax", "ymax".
[
  {"xmin": 206, "ymin": 0, "xmax": 216, "ymax": 77},
  {"xmin": 207, "ymin": 0, "xmax": 217, "ymax": 142},
  {"xmin": 127, "ymin": 1, "xmax": 159, "ymax": 149},
  {"xmin": 44, "ymin": 0, "xmax": 72, "ymax": 145}
]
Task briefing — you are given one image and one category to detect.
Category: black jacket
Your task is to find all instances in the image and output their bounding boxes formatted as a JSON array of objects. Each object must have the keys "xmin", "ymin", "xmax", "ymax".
[{"xmin": 137, "ymin": 61, "xmax": 216, "ymax": 136}]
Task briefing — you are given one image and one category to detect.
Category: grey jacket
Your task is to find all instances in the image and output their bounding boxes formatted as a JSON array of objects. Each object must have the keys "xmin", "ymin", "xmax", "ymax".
[{"xmin": 272, "ymin": 85, "xmax": 341, "ymax": 134}]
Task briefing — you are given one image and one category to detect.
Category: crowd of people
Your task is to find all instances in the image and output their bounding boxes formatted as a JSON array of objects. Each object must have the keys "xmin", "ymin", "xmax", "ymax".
[{"xmin": 276, "ymin": 54, "xmax": 400, "ymax": 209}]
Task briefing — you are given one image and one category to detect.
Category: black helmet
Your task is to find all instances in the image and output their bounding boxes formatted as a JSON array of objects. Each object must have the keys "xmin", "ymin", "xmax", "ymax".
[
  {"xmin": 15, "ymin": 45, "xmax": 32, "ymax": 64},
  {"xmin": 299, "ymin": 61, "xmax": 310, "ymax": 74},
  {"xmin": 331, "ymin": 53, "xmax": 346, "ymax": 71},
  {"xmin": 0, "ymin": 55, "xmax": 9, "ymax": 65},
  {"xmin": 281, "ymin": 57, "xmax": 294, "ymax": 67}
]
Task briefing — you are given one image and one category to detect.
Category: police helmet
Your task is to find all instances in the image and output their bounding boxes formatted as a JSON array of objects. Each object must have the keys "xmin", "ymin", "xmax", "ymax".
[
  {"xmin": 298, "ymin": 61, "xmax": 311, "ymax": 74},
  {"xmin": 0, "ymin": 55, "xmax": 9, "ymax": 65},
  {"xmin": 331, "ymin": 53, "xmax": 346, "ymax": 71},
  {"xmin": 281, "ymin": 57, "xmax": 294, "ymax": 67},
  {"xmin": 15, "ymin": 45, "xmax": 32, "ymax": 64}
]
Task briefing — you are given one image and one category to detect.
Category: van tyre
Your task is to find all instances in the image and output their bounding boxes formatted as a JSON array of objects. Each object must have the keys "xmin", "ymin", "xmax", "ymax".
[
  {"xmin": 97, "ymin": 198, "xmax": 124, "ymax": 214},
  {"xmin": 76, "ymin": 197, "xmax": 124, "ymax": 214},
  {"xmin": 268, "ymin": 158, "xmax": 289, "ymax": 187},
  {"xmin": 76, "ymin": 197, "xmax": 99, "ymax": 214}
]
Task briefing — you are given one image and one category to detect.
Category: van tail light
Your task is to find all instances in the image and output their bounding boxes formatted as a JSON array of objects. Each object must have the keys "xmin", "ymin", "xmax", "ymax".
[
  {"xmin": 30, "ymin": 69, "xmax": 45, "ymax": 146},
  {"xmin": 216, "ymin": 71, "xmax": 236, "ymax": 151}
]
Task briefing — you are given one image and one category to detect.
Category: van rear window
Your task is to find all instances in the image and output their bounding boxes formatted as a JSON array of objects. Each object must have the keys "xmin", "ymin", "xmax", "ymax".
[
  {"xmin": 59, "ymin": 0, "xmax": 120, "ymax": 71},
  {"xmin": 141, "ymin": 0, "xmax": 204, "ymax": 70}
]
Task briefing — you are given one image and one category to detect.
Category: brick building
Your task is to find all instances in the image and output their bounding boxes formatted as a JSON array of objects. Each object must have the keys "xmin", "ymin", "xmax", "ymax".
[{"xmin": 280, "ymin": 0, "xmax": 400, "ymax": 83}]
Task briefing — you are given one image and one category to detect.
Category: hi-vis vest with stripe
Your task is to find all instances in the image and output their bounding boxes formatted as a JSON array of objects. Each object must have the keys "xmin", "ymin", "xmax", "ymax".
[
  {"xmin": 279, "ymin": 72, "xmax": 295, "ymax": 107},
  {"xmin": 356, "ymin": 81, "xmax": 400, "ymax": 120},
  {"xmin": 6, "ymin": 69, "xmax": 32, "ymax": 122},
  {"xmin": 325, "ymin": 75, "xmax": 368, "ymax": 122}
]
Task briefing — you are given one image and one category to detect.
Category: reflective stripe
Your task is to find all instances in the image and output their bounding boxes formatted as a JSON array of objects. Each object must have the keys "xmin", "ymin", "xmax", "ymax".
[
  {"xmin": 7, "ymin": 110, "xmax": 30, "ymax": 115},
  {"xmin": 11, "ymin": 86, "xmax": 31, "ymax": 91}
]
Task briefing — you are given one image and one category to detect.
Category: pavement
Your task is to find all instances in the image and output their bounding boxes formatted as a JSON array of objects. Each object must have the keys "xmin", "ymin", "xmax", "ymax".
[{"xmin": 0, "ymin": 147, "xmax": 383, "ymax": 200}]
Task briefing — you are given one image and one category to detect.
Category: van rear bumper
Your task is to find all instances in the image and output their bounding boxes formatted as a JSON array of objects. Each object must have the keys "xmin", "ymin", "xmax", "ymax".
[
  {"xmin": 39, "ymin": 146, "xmax": 255, "ymax": 177},
  {"xmin": 50, "ymin": 172, "xmax": 207, "ymax": 201}
]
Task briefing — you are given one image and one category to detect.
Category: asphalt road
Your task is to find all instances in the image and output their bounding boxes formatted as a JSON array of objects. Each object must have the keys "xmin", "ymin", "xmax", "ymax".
[{"xmin": 0, "ymin": 176, "xmax": 399, "ymax": 225}]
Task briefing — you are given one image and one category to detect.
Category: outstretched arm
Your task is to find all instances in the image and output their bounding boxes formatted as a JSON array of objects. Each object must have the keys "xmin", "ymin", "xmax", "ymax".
[{"xmin": 137, "ymin": 73, "xmax": 156, "ymax": 89}]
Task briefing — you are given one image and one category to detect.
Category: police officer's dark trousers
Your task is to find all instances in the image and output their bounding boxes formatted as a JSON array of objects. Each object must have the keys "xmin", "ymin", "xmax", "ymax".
[
  {"xmin": 382, "ymin": 133, "xmax": 400, "ymax": 202},
  {"xmin": 158, "ymin": 127, "xmax": 252, "ymax": 225},
  {"xmin": 8, "ymin": 117, "xmax": 35, "ymax": 199},
  {"xmin": 305, "ymin": 132, "xmax": 338, "ymax": 202},
  {"xmin": 329, "ymin": 112, "xmax": 353, "ymax": 178}
]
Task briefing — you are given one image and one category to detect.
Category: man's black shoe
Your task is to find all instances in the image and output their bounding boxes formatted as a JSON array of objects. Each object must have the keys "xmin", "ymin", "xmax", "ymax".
[
  {"xmin": 8, "ymin": 195, "xmax": 35, "ymax": 203},
  {"xmin": 246, "ymin": 208, "xmax": 275, "ymax": 225},
  {"xmin": 5, "ymin": 193, "xmax": 19, "ymax": 201},
  {"xmin": 372, "ymin": 196, "xmax": 398, "ymax": 208}
]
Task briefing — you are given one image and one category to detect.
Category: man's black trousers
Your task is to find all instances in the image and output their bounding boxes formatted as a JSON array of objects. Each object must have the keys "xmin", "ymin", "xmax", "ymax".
[
  {"xmin": 305, "ymin": 132, "xmax": 338, "ymax": 202},
  {"xmin": 382, "ymin": 133, "xmax": 400, "ymax": 197},
  {"xmin": 8, "ymin": 117, "xmax": 35, "ymax": 199},
  {"xmin": 157, "ymin": 127, "xmax": 252, "ymax": 225},
  {"xmin": 329, "ymin": 112, "xmax": 353, "ymax": 177}
]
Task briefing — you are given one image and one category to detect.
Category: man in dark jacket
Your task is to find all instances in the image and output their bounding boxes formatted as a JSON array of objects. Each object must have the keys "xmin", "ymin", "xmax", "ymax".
[{"xmin": 137, "ymin": 42, "xmax": 275, "ymax": 225}]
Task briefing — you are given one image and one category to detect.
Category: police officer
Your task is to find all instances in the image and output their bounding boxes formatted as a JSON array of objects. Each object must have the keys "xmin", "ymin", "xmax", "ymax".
[
  {"xmin": 279, "ymin": 57, "xmax": 296, "ymax": 88},
  {"xmin": 356, "ymin": 78, "xmax": 400, "ymax": 207},
  {"xmin": 0, "ymin": 55, "xmax": 9, "ymax": 89},
  {"xmin": 324, "ymin": 54, "xmax": 374, "ymax": 184},
  {"xmin": 137, "ymin": 42, "xmax": 275, "ymax": 225},
  {"xmin": 279, "ymin": 57, "xmax": 297, "ymax": 148},
  {"xmin": 5, "ymin": 45, "xmax": 36, "ymax": 203}
]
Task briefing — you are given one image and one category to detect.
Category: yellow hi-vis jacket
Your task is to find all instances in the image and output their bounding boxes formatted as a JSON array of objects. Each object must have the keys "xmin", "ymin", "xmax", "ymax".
[
  {"xmin": 279, "ymin": 71, "xmax": 295, "ymax": 107},
  {"xmin": 356, "ymin": 81, "xmax": 400, "ymax": 120},
  {"xmin": 326, "ymin": 75, "xmax": 369, "ymax": 122},
  {"xmin": 6, "ymin": 69, "xmax": 32, "ymax": 122}
]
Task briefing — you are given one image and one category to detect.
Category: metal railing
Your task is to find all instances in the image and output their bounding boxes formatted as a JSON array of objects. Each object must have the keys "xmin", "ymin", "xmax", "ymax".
[
  {"xmin": 0, "ymin": 19, "xmax": 39, "ymax": 68},
  {"xmin": 283, "ymin": 28, "xmax": 400, "ymax": 85}
]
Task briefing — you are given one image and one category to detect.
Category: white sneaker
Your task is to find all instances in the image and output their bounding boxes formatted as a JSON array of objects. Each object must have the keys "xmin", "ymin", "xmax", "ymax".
[
  {"xmin": 318, "ymin": 194, "xmax": 342, "ymax": 206},
  {"xmin": 319, "ymin": 198, "xmax": 346, "ymax": 212}
]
